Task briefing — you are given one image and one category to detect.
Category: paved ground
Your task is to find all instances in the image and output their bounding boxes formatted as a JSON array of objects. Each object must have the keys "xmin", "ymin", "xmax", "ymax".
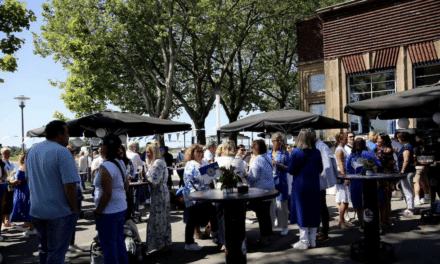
[{"xmin": 2, "ymin": 173, "xmax": 440, "ymax": 264}]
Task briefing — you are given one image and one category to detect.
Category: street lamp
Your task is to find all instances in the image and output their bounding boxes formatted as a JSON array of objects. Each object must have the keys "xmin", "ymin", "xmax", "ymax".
[{"xmin": 13, "ymin": 95, "xmax": 30, "ymax": 153}]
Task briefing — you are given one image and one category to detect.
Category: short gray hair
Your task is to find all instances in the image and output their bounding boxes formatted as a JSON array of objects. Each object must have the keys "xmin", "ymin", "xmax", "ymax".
[
  {"xmin": 206, "ymin": 141, "xmax": 216, "ymax": 149},
  {"xmin": 271, "ymin": 132, "xmax": 284, "ymax": 140},
  {"xmin": 1, "ymin": 147, "xmax": 11, "ymax": 155},
  {"xmin": 127, "ymin": 141, "xmax": 137, "ymax": 148}
]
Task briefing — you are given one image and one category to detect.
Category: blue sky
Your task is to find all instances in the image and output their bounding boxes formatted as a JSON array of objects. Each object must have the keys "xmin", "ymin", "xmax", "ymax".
[{"xmin": 1, "ymin": 0, "xmax": 266, "ymax": 149}]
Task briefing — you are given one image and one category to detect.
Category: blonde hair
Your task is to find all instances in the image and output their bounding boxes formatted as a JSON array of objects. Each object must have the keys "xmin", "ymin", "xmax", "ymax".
[
  {"xmin": 271, "ymin": 132, "xmax": 284, "ymax": 140},
  {"xmin": 296, "ymin": 128, "xmax": 315, "ymax": 150},
  {"xmin": 216, "ymin": 141, "xmax": 236, "ymax": 157},
  {"xmin": 368, "ymin": 131, "xmax": 379, "ymax": 142},
  {"xmin": 145, "ymin": 141, "xmax": 160, "ymax": 165},
  {"xmin": 18, "ymin": 153, "xmax": 26, "ymax": 166}
]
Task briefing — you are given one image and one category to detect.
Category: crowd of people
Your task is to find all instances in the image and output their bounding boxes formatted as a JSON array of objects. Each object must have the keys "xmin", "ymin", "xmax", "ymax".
[{"xmin": 0, "ymin": 119, "xmax": 436, "ymax": 263}]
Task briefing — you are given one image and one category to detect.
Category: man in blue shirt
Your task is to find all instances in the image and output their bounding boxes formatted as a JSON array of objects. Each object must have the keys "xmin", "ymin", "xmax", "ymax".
[{"xmin": 26, "ymin": 120, "xmax": 80, "ymax": 264}]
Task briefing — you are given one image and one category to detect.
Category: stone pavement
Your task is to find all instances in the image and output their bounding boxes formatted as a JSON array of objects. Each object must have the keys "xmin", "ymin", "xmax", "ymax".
[{"xmin": 1, "ymin": 174, "xmax": 440, "ymax": 264}]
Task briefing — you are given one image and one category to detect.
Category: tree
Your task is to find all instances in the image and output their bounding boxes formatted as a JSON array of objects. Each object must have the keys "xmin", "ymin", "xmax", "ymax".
[
  {"xmin": 53, "ymin": 110, "xmax": 70, "ymax": 121},
  {"xmin": 0, "ymin": 0, "xmax": 36, "ymax": 83},
  {"xmin": 174, "ymin": 0, "xmax": 294, "ymax": 145},
  {"xmin": 33, "ymin": 0, "xmax": 194, "ymax": 119}
]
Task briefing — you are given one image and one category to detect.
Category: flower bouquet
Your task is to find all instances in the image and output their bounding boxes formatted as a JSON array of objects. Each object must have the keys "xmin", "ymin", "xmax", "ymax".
[
  {"xmin": 216, "ymin": 166, "xmax": 241, "ymax": 191},
  {"xmin": 363, "ymin": 160, "xmax": 377, "ymax": 175}
]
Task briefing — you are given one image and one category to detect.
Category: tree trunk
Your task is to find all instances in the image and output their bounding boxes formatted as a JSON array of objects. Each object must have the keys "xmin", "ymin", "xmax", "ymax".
[{"xmin": 194, "ymin": 121, "xmax": 206, "ymax": 145}]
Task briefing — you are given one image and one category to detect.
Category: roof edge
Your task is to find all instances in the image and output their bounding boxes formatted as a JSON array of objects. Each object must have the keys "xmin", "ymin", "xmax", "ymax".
[{"xmin": 316, "ymin": 0, "xmax": 374, "ymax": 14}]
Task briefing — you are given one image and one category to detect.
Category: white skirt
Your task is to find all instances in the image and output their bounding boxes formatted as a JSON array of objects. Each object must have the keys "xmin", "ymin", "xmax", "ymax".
[{"xmin": 335, "ymin": 183, "xmax": 351, "ymax": 204}]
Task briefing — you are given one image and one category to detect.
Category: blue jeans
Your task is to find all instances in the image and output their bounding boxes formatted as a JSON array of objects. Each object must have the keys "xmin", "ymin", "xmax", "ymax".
[
  {"xmin": 133, "ymin": 187, "xmax": 141, "ymax": 212},
  {"xmin": 80, "ymin": 173, "xmax": 87, "ymax": 190},
  {"xmin": 96, "ymin": 210, "xmax": 128, "ymax": 264},
  {"xmin": 31, "ymin": 213, "xmax": 78, "ymax": 264}
]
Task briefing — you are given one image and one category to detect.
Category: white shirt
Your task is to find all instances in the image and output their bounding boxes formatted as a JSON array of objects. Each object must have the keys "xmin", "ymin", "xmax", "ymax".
[
  {"xmin": 78, "ymin": 156, "xmax": 88, "ymax": 173},
  {"xmin": 216, "ymin": 156, "xmax": 247, "ymax": 179},
  {"xmin": 2, "ymin": 160, "xmax": 14, "ymax": 176},
  {"xmin": 316, "ymin": 139, "xmax": 338, "ymax": 191},
  {"xmin": 344, "ymin": 144, "xmax": 353, "ymax": 155},
  {"xmin": 91, "ymin": 156, "xmax": 104, "ymax": 171},
  {"xmin": 88, "ymin": 156, "xmax": 92, "ymax": 168},
  {"xmin": 203, "ymin": 150, "xmax": 214, "ymax": 163},
  {"xmin": 126, "ymin": 149, "xmax": 142, "ymax": 168},
  {"xmin": 94, "ymin": 159, "xmax": 127, "ymax": 214}
]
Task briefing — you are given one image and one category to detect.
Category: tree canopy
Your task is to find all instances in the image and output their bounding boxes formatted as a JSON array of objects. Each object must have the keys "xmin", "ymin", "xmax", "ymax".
[{"xmin": 0, "ymin": 0, "xmax": 36, "ymax": 83}]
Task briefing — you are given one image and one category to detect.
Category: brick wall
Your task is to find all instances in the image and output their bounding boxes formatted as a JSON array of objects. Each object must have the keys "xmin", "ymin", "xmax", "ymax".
[
  {"xmin": 321, "ymin": 0, "xmax": 440, "ymax": 59},
  {"xmin": 296, "ymin": 17, "xmax": 324, "ymax": 63}
]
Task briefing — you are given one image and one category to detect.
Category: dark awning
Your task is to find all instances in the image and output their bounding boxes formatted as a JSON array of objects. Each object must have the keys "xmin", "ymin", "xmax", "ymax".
[
  {"xmin": 344, "ymin": 82, "xmax": 440, "ymax": 120},
  {"xmin": 27, "ymin": 110, "xmax": 191, "ymax": 137},
  {"xmin": 220, "ymin": 109, "xmax": 349, "ymax": 133}
]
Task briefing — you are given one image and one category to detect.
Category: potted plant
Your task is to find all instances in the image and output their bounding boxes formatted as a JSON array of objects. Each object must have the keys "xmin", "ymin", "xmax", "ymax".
[
  {"xmin": 217, "ymin": 166, "xmax": 241, "ymax": 193},
  {"xmin": 363, "ymin": 160, "xmax": 377, "ymax": 176}
]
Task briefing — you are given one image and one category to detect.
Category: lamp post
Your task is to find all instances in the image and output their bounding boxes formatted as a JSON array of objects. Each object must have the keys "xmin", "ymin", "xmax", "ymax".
[{"xmin": 13, "ymin": 95, "xmax": 30, "ymax": 153}]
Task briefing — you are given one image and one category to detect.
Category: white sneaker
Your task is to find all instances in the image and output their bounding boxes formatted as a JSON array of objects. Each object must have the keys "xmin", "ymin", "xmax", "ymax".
[
  {"xmin": 292, "ymin": 241, "xmax": 309, "ymax": 250},
  {"xmin": 274, "ymin": 219, "xmax": 278, "ymax": 227},
  {"xmin": 184, "ymin": 243, "xmax": 202, "ymax": 251},
  {"xmin": 402, "ymin": 210, "xmax": 414, "ymax": 218},
  {"xmin": 69, "ymin": 244, "xmax": 85, "ymax": 252},
  {"xmin": 280, "ymin": 228, "xmax": 289, "ymax": 236},
  {"xmin": 0, "ymin": 236, "xmax": 4, "ymax": 242},
  {"xmin": 415, "ymin": 197, "xmax": 421, "ymax": 206},
  {"xmin": 344, "ymin": 213, "xmax": 350, "ymax": 222}
]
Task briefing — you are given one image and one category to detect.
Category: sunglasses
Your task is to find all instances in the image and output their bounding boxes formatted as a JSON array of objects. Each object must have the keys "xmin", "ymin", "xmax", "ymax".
[
  {"xmin": 240, "ymin": 149, "xmax": 246, "ymax": 152},
  {"xmin": 348, "ymin": 136, "xmax": 354, "ymax": 138}
]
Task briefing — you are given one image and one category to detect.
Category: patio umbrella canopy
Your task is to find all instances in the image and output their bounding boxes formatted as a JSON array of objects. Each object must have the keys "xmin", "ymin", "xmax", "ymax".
[
  {"xmin": 344, "ymin": 82, "xmax": 440, "ymax": 120},
  {"xmin": 220, "ymin": 109, "xmax": 349, "ymax": 133},
  {"xmin": 27, "ymin": 110, "xmax": 191, "ymax": 137}
]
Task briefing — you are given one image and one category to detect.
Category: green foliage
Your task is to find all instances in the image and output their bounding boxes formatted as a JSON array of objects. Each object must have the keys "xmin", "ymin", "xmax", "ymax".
[
  {"xmin": 53, "ymin": 110, "xmax": 70, "ymax": 121},
  {"xmin": 0, "ymin": 0, "xmax": 36, "ymax": 82},
  {"xmin": 217, "ymin": 166, "xmax": 241, "ymax": 190},
  {"xmin": 363, "ymin": 160, "xmax": 377, "ymax": 172}
]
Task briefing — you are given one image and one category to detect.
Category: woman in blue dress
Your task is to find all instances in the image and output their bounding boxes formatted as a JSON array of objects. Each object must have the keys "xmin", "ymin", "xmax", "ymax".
[
  {"xmin": 287, "ymin": 128, "xmax": 323, "ymax": 250},
  {"xmin": 346, "ymin": 138, "xmax": 381, "ymax": 232},
  {"xmin": 9, "ymin": 153, "xmax": 36, "ymax": 237}
]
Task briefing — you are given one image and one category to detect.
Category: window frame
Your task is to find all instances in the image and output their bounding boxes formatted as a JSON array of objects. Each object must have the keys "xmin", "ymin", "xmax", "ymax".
[
  {"xmin": 347, "ymin": 71, "xmax": 397, "ymax": 135},
  {"xmin": 413, "ymin": 62, "xmax": 440, "ymax": 88}
]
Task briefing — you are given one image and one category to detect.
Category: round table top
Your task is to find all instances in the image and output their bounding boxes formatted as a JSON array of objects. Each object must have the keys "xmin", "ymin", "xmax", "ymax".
[
  {"xmin": 188, "ymin": 188, "xmax": 279, "ymax": 203},
  {"xmin": 129, "ymin": 181, "xmax": 150, "ymax": 187},
  {"xmin": 338, "ymin": 173, "xmax": 407, "ymax": 180}
]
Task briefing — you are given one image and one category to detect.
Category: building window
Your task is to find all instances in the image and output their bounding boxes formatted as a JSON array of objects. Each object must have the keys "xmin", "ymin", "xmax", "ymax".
[
  {"xmin": 310, "ymin": 74, "xmax": 325, "ymax": 93},
  {"xmin": 414, "ymin": 64, "xmax": 440, "ymax": 87},
  {"xmin": 348, "ymin": 72, "xmax": 396, "ymax": 134},
  {"xmin": 310, "ymin": 103, "xmax": 326, "ymax": 139}
]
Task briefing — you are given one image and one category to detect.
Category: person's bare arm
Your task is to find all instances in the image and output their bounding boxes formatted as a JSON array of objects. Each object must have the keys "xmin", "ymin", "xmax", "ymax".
[
  {"xmin": 64, "ymin": 183, "xmax": 78, "ymax": 214},
  {"xmin": 401, "ymin": 150, "xmax": 411, "ymax": 173},
  {"xmin": 335, "ymin": 149, "xmax": 346, "ymax": 175}
]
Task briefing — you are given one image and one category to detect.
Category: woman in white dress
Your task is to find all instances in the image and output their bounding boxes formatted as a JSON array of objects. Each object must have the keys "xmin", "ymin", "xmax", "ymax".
[
  {"xmin": 334, "ymin": 132, "xmax": 351, "ymax": 229},
  {"xmin": 145, "ymin": 142, "xmax": 172, "ymax": 252}
]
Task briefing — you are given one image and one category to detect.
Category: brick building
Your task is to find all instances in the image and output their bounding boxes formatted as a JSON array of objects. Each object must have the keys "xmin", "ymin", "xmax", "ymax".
[{"xmin": 296, "ymin": 0, "xmax": 440, "ymax": 138}]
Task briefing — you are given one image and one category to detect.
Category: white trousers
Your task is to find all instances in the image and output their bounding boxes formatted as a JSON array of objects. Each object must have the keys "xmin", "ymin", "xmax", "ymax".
[
  {"xmin": 400, "ymin": 172, "xmax": 415, "ymax": 210},
  {"xmin": 270, "ymin": 199, "xmax": 289, "ymax": 228},
  {"xmin": 299, "ymin": 227, "xmax": 317, "ymax": 244}
]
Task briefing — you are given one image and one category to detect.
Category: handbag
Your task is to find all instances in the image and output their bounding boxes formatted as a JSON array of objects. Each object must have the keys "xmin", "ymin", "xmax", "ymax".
[{"xmin": 291, "ymin": 150, "xmax": 313, "ymax": 178}]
